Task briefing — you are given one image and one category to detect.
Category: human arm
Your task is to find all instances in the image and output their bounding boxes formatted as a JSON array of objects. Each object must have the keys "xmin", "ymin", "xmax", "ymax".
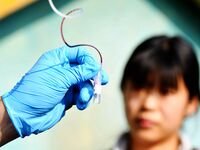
[
  {"xmin": 0, "ymin": 97, "xmax": 19, "ymax": 146},
  {"xmin": 0, "ymin": 46, "xmax": 108, "ymax": 146}
]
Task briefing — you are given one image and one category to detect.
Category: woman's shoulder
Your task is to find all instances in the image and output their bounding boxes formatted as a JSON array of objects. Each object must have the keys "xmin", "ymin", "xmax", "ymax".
[
  {"xmin": 111, "ymin": 132, "xmax": 200, "ymax": 150},
  {"xmin": 111, "ymin": 132, "xmax": 130, "ymax": 150}
]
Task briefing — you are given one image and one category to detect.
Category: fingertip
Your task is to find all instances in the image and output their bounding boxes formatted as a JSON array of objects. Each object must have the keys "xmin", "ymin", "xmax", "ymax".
[
  {"xmin": 76, "ymin": 101, "xmax": 89, "ymax": 110},
  {"xmin": 61, "ymin": 45, "xmax": 90, "ymax": 63},
  {"xmin": 79, "ymin": 87, "xmax": 93, "ymax": 103},
  {"xmin": 76, "ymin": 81, "xmax": 94, "ymax": 110},
  {"xmin": 101, "ymin": 69, "xmax": 109, "ymax": 85}
]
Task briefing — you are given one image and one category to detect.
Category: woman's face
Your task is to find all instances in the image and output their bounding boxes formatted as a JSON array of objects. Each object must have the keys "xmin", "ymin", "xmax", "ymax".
[{"xmin": 123, "ymin": 77, "xmax": 198, "ymax": 142}]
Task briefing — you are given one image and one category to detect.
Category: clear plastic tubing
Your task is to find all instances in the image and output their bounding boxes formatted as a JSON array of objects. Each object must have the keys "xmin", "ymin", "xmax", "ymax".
[{"xmin": 48, "ymin": 0, "xmax": 103, "ymax": 103}]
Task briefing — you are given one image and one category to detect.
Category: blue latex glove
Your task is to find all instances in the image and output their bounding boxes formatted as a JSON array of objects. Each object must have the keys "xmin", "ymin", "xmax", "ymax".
[{"xmin": 2, "ymin": 46, "xmax": 108, "ymax": 137}]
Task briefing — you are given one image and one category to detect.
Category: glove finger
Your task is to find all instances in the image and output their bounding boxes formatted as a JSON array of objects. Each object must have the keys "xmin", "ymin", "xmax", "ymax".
[
  {"xmin": 60, "ymin": 45, "xmax": 93, "ymax": 64},
  {"xmin": 64, "ymin": 85, "xmax": 76, "ymax": 110},
  {"xmin": 59, "ymin": 45, "xmax": 108, "ymax": 86},
  {"xmin": 69, "ymin": 63, "xmax": 109, "ymax": 86},
  {"xmin": 100, "ymin": 69, "xmax": 109, "ymax": 85},
  {"xmin": 76, "ymin": 101, "xmax": 89, "ymax": 110},
  {"xmin": 76, "ymin": 80, "xmax": 94, "ymax": 102},
  {"xmin": 92, "ymin": 69, "xmax": 109, "ymax": 85},
  {"xmin": 76, "ymin": 80, "xmax": 94, "ymax": 110},
  {"xmin": 64, "ymin": 80, "xmax": 94, "ymax": 110},
  {"xmin": 65, "ymin": 55, "xmax": 101, "ymax": 85}
]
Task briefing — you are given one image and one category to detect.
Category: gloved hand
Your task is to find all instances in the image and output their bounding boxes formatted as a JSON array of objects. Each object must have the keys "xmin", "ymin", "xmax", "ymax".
[{"xmin": 2, "ymin": 46, "xmax": 108, "ymax": 137}]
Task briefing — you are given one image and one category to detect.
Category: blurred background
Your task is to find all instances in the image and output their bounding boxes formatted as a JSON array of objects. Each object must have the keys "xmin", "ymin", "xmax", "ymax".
[{"xmin": 0, "ymin": 0, "xmax": 200, "ymax": 149}]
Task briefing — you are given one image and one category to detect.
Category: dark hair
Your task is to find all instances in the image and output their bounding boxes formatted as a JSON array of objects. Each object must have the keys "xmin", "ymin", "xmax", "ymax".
[{"xmin": 120, "ymin": 35, "xmax": 200, "ymax": 100}]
